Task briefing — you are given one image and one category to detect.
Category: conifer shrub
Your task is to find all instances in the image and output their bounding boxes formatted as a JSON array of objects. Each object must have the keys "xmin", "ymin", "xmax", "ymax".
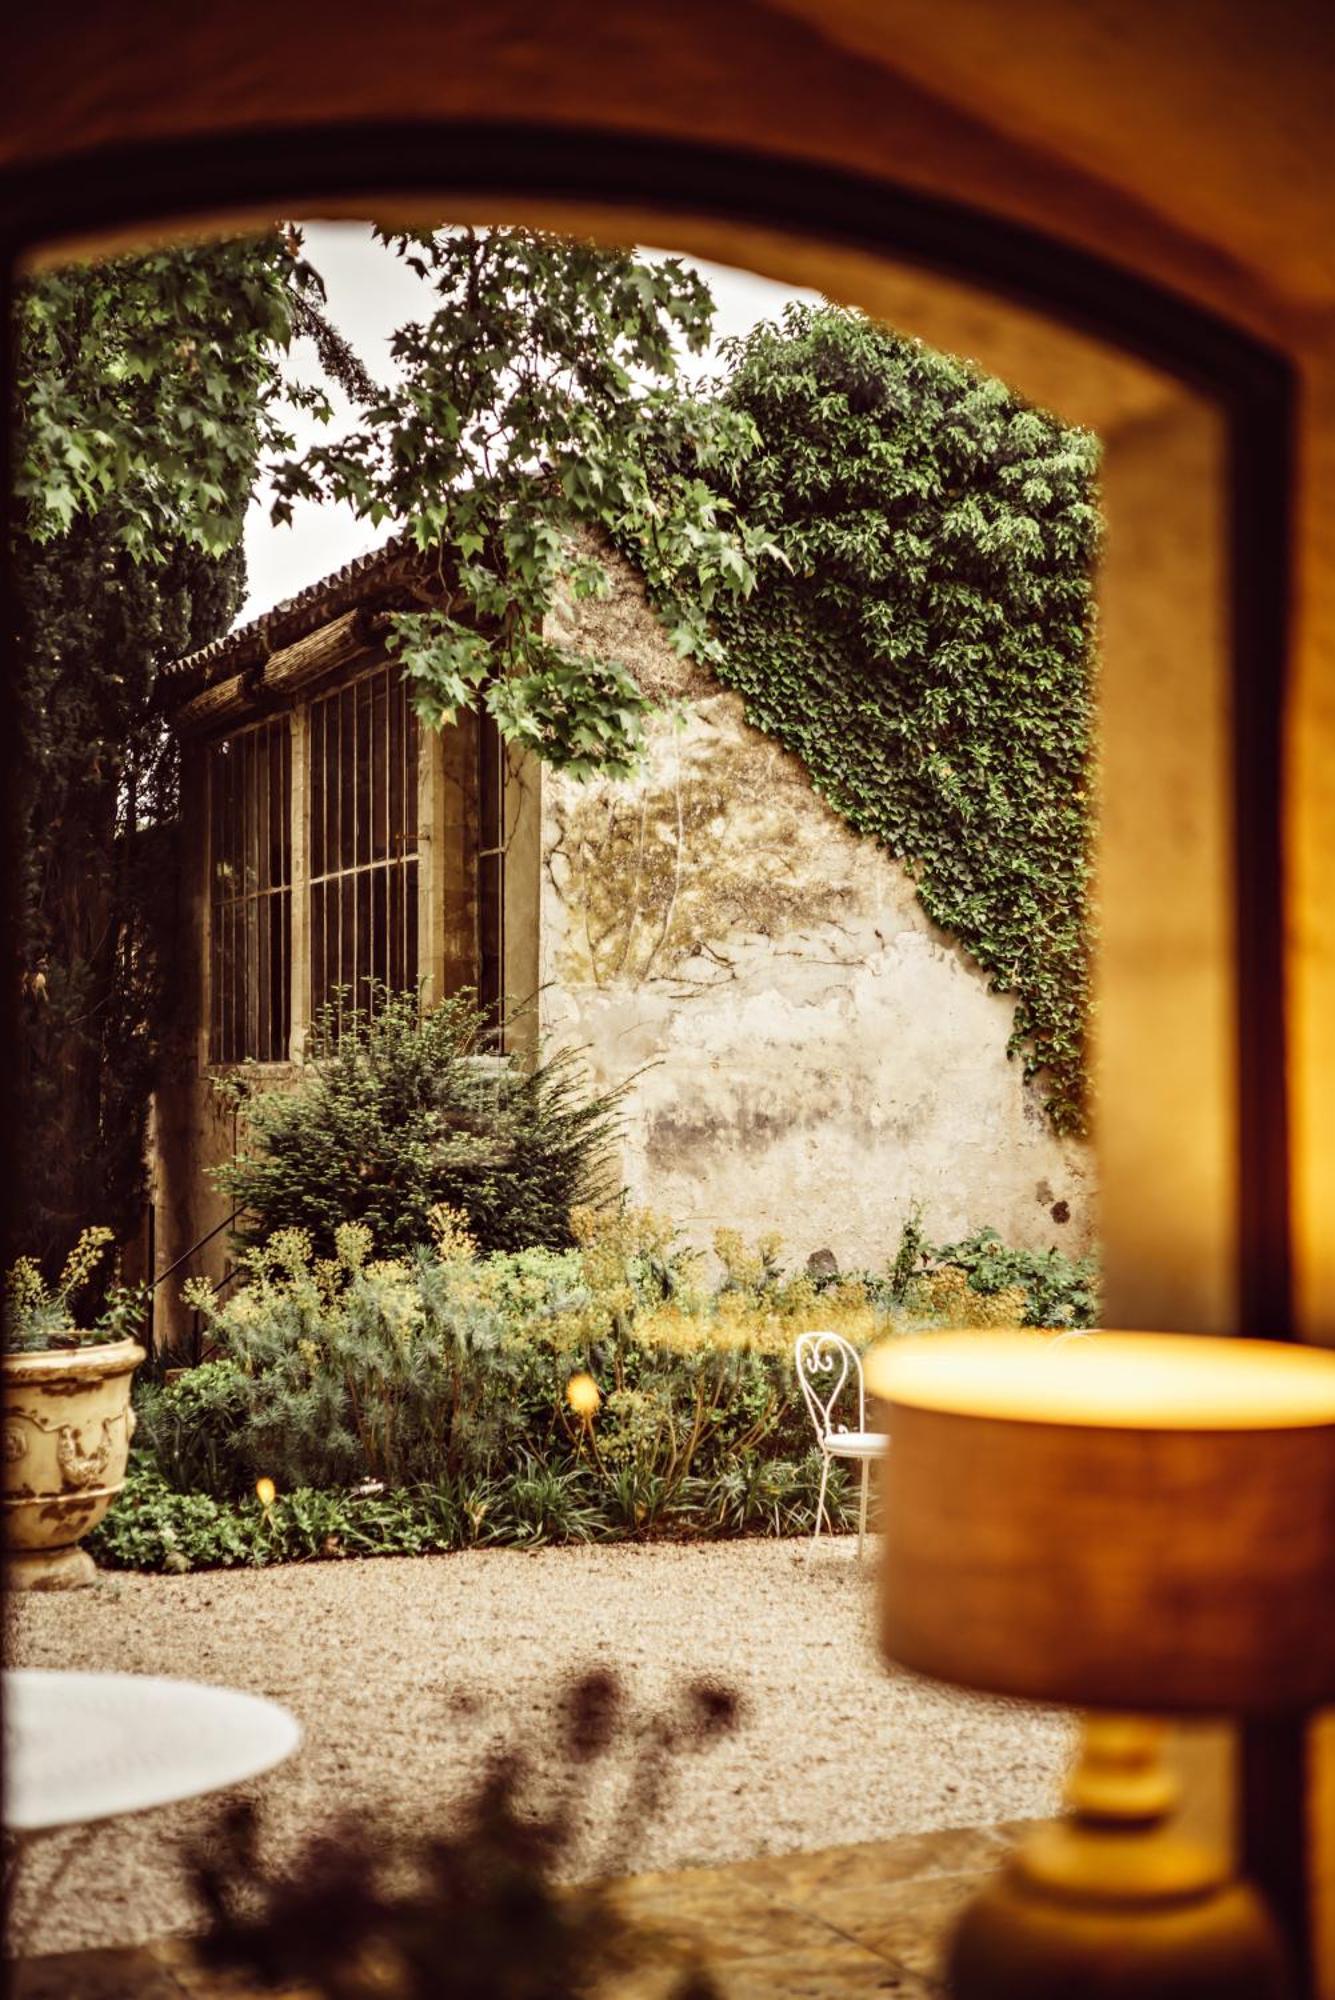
[{"xmin": 214, "ymin": 988, "xmax": 624, "ymax": 1260}]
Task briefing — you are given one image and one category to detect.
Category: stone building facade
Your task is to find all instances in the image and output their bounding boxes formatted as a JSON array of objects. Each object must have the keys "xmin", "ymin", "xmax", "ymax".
[{"xmin": 151, "ymin": 537, "xmax": 1094, "ymax": 1348}]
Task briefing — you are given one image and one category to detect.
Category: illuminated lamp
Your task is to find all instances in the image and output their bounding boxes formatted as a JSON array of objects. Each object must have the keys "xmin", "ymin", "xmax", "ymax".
[{"xmin": 866, "ymin": 1331, "xmax": 1335, "ymax": 1999}]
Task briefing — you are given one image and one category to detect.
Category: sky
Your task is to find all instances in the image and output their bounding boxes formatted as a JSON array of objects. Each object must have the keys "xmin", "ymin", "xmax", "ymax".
[{"xmin": 238, "ymin": 222, "xmax": 818, "ymax": 627}]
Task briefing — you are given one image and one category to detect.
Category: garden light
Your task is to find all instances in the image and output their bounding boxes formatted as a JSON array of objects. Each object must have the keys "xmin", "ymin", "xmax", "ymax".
[
  {"xmin": 255, "ymin": 1477, "xmax": 276, "ymax": 1508},
  {"xmin": 566, "ymin": 1373, "xmax": 600, "ymax": 1418}
]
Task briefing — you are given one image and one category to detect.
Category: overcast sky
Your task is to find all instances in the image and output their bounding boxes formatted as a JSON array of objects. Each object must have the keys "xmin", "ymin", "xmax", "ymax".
[{"xmin": 239, "ymin": 221, "xmax": 817, "ymax": 626}]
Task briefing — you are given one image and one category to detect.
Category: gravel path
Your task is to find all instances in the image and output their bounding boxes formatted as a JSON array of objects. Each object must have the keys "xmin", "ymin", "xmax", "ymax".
[{"xmin": 5, "ymin": 1538, "xmax": 1072, "ymax": 1956}]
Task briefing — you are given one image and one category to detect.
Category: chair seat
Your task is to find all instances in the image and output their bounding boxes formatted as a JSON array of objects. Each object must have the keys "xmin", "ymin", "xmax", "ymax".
[{"xmin": 820, "ymin": 1430, "xmax": 889, "ymax": 1458}]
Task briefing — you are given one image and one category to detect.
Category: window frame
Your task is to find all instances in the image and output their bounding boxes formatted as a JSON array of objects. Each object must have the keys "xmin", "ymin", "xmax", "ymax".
[
  {"xmin": 0, "ymin": 112, "xmax": 1302, "ymax": 1974},
  {"xmin": 302, "ymin": 656, "xmax": 423, "ymax": 1043},
  {"xmin": 201, "ymin": 649, "xmax": 456, "ymax": 1073}
]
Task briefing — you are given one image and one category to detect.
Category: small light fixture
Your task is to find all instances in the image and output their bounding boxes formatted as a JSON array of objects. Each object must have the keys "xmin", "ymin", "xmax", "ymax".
[
  {"xmin": 566, "ymin": 1372, "xmax": 601, "ymax": 1418},
  {"xmin": 866, "ymin": 1331, "xmax": 1335, "ymax": 1999}
]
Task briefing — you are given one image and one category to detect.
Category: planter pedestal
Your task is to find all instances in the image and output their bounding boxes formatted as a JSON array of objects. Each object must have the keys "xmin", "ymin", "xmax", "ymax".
[{"xmin": 7, "ymin": 1544, "xmax": 99, "ymax": 1591}]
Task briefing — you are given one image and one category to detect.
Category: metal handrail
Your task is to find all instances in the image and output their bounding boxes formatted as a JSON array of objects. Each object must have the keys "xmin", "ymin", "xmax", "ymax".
[
  {"xmin": 191, "ymin": 1260, "xmax": 243, "ymax": 1367},
  {"xmin": 140, "ymin": 1208, "xmax": 241, "ymax": 1375},
  {"xmin": 150, "ymin": 1208, "xmax": 240, "ymax": 1292}
]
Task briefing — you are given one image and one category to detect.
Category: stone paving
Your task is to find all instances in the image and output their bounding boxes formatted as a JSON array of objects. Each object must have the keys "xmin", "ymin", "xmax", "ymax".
[
  {"xmin": 11, "ymin": 1818, "xmax": 1022, "ymax": 1997},
  {"xmin": 5, "ymin": 1539, "xmax": 1070, "ymax": 1958}
]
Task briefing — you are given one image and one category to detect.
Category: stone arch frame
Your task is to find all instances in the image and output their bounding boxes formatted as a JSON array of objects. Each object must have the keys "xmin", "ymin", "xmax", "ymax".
[
  {"xmin": 0, "ymin": 117, "xmax": 1302, "ymax": 1964},
  {"xmin": 0, "ymin": 120, "xmax": 1294, "ymax": 1332}
]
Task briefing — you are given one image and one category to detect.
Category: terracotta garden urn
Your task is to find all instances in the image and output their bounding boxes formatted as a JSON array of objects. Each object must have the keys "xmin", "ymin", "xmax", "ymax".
[{"xmin": 2, "ymin": 1337, "xmax": 145, "ymax": 1589}]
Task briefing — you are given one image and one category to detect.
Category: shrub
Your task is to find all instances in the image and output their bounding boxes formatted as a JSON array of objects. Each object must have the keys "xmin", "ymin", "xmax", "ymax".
[
  {"xmin": 926, "ymin": 1226, "xmax": 1099, "ymax": 1328},
  {"xmin": 113, "ymin": 1207, "xmax": 1092, "ymax": 1570},
  {"xmin": 214, "ymin": 988, "xmax": 625, "ymax": 1261},
  {"xmin": 128, "ymin": 1210, "xmax": 874, "ymax": 1548},
  {"xmin": 133, "ymin": 1360, "xmax": 254, "ymax": 1495},
  {"xmin": 89, "ymin": 1462, "xmax": 465, "ymax": 1571},
  {"xmin": 872, "ymin": 1211, "xmax": 1100, "ymax": 1328},
  {"xmin": 90, "ymin": 1453, "xmax": 849, "ymax": 1574},
  {"xmin": 903, "ymin": 1266, "xmax": 1031, "ymax": 1328},
  {"xmin": 171, "ymin": 1215, "xmax": 525, "ymax": 1494}
]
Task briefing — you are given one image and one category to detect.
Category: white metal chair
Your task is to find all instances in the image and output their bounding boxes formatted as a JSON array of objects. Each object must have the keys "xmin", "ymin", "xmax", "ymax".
[{"xmin": 794, "ymin": 1330, "xmax": 889, "ymax": 1559}]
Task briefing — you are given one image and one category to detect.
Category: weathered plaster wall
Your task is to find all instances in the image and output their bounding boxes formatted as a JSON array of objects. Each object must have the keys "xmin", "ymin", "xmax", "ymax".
[{"xmin": 539, "ymin": 554, "xmax": 1095, "ymax": 1269}]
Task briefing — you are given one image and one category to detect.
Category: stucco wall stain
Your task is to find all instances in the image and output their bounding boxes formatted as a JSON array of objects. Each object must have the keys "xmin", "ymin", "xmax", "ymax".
[
  {"xmin": 642, "ymin": 1068, "xmax": 941, "ymax": 1166},
  {"xmin": 547, "ymin": 696, "xmax": 864, "ymax": 990}
]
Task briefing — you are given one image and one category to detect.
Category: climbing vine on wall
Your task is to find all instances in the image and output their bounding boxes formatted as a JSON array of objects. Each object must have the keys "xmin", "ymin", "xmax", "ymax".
[{"xmin": 693, "ymin": 305, "xmax": 1100, "ymax": 1135}]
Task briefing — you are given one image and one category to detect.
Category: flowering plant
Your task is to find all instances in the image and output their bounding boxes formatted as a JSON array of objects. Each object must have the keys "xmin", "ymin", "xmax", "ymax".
[{"xmin": 3, "ymin": 1226, "xmax": 147, "ymax": 1354}]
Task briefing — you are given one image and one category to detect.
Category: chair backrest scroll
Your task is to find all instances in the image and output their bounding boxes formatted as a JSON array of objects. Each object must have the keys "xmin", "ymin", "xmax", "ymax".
[{"xmin": 794, "ymin": 1330, "xmax": 865, "ymax": 1440}]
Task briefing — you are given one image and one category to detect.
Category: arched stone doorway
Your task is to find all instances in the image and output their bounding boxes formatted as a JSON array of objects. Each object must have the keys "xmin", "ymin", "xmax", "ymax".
[{"xmin": 0, "ymin": 51, "xmax": 1315, "ymax": 1981}]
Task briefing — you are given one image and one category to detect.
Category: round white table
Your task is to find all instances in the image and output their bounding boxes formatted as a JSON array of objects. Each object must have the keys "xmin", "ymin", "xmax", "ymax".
[{"xmin": 3, "ymin": 1669, "xmax": 302, "ymax": 1833}]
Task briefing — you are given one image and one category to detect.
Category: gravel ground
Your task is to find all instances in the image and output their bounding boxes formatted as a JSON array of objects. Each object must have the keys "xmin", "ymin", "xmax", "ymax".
[{"xmin": 5, "ymin": 1538, "xmax": 1072, "ymax": 1957}]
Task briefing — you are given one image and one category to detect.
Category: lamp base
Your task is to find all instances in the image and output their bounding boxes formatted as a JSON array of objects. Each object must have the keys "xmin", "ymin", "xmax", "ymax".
[
  {"xmin": 947, "ymin": 1717, "xmax": 1291, "ymax": 2000},
  {"xmin": 949, "ymin": 1856, "xmax": 1288, "ymax": 1999}
]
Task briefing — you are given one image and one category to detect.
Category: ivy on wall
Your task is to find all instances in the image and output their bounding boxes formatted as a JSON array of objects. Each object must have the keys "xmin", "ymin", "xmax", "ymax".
[{"xmin": 696, "ymin": 306, "xmax": 1100, "ymax": 1135}]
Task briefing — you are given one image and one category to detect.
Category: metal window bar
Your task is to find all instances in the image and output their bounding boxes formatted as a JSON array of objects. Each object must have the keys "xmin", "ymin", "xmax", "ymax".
[
  {"xmin": 307, "ymin": 662, "xmax": 419, "ymax": 1029},
  {"xmin": 208, "ymin": 719, "xmax": 292, "ymax": 1063},
  {"xmin": 477, "ymin": 710, "xmax": 506, "ymax": 1035}
]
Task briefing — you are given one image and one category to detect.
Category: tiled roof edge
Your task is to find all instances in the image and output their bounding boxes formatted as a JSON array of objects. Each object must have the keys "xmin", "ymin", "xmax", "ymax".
[{"xmin": 159, "ymin": 534, "xmax": 436, "ymax": 697}]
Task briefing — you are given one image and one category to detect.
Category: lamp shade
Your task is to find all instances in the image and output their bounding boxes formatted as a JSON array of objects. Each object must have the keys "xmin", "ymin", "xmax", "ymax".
[{"xmin": 865, "ymin": 1332, "xmax": 1335, "ymax": 1714}]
